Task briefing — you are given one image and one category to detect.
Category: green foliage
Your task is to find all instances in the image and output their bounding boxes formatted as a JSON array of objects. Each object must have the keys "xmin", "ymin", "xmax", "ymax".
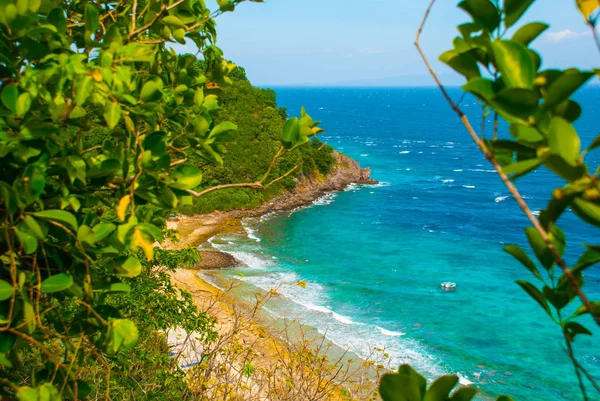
[
  {"xmin": 0, "ymin": 0, "xmax": 318, "ymax": 398},
  {"xmin": 391, "ymin": 0, "xmax": 600, "ymax": 400},
  {"xmin": 378, "ymin": 364, "xmax": 510, "ymax": 401}
]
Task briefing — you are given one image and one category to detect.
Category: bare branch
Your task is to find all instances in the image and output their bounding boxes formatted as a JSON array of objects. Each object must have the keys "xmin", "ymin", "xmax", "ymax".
[
  {"xmin": 264, "ymin": 164, "xmax": 302, "ymax": 189},
  {"xmin": 186, "ymin": 182, "xmax": 263, "ymax": 198},
  {"xmin": 170, "ymin": 158, "xmax": 188, "ymax": 167},
  {"xmin": 415, "ymin": 0, "xmax": 600, "ymax": 327}
]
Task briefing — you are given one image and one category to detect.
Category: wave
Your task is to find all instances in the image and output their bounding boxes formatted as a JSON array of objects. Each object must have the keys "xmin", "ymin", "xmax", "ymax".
[
  {"xmin": 242, "ymin": 220, "xmax": 261, "ymax": 242},
  {"xmin": 377, "ymin": 326, "xmax": 406, "ymax": 337},
  {"xmin": 453, "ymin": 169, "xmax": 463, "ymax": 172},
  {"xmin": 313, "ymin": 192, "xmax": 337, "ymax": 206},
  {"xmin": 399, "ymin": 151, "xmax": 410, "ymax": 154},
  {"xmin": 463, "ymin": 185, "xmax": 476, "ymax": 189},
  {"xmin": 441, "ymin": 179, "xmax": 454, "ymax": 183},
  {"xmin": 360, "ymin": 154, "xmax": 369, "ymax": 157},
  {"xmin": 495, "ymin": 196, "xmax": 509, "ymax": 203},
  {"xmin": 332, "ymin": 312, "xmax": 354, "ymax": 325}
]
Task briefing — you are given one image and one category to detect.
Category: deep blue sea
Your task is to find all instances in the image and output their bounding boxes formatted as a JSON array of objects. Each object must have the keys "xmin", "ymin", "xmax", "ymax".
[{"xmin": 205, "ymin": 87, "xmax": 600, "ymax": 400}]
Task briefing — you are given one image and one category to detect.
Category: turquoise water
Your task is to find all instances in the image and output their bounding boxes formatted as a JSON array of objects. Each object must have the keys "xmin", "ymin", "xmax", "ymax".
[{"xmin": 207, "ymin": 88, "xmax": 600, "ymax": 400}]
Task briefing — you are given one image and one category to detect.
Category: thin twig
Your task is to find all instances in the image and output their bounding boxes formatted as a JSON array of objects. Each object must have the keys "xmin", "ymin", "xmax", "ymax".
[{"xmin": 414, "ymin": 0, "xmax": 600, "ymax": 326}]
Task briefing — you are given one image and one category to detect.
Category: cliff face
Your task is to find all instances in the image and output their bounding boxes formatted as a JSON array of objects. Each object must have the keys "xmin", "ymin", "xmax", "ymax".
[{"xmin": 250, "ymin": 151, "xmax": 377, "ymax": 214}]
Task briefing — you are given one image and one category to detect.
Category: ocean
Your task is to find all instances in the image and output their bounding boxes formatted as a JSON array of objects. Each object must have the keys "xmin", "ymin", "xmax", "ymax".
[{"xmin": 203, "ymin": 87, "xmax": 600, "ymax": 400}]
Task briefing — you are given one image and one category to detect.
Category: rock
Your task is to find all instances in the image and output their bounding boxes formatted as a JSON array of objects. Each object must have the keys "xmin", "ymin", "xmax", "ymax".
[{"xmin": 189, "ymin": 250, "xmax": 240, "ymax": 270}]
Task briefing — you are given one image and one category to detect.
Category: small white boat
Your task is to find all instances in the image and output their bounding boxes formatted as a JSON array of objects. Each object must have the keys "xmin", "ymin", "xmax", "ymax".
[{"xmin": 441, "ymin": 282, "xmax": 456, "ymax": 291}]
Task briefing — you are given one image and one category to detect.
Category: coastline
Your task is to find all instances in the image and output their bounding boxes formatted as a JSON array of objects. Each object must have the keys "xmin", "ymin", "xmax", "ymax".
[
  {"xmin": 167, "ymin": 151, "xmax": 377, "ymax": 267},
  {"xmin": 166, "ymin": 151, "xmax": 380, "ymax": 399}
]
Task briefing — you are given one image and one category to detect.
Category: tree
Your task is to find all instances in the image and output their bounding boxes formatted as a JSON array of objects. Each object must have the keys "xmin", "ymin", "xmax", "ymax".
[
  {"xmin": 380, "ymin": 0, "xmax": 600, "ymax": 400},
  {"xmin": 0, "ymin": 0, "xmax": 324, "ymax": 398}
]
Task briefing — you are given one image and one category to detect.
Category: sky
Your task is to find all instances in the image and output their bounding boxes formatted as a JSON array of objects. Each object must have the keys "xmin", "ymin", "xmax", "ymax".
[{"xmin": 186, "ymin": 0, "xmax": 599, "ymax": 86}]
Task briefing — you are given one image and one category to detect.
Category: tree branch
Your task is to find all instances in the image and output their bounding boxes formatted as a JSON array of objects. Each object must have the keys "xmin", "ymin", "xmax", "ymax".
[
  {"xmin": 415, "ymin": 0, "xmax": 600, "ymax": 326},
  {"xmin": 186, "ymin": 182, "xmax": 263, "ymax": 198}
]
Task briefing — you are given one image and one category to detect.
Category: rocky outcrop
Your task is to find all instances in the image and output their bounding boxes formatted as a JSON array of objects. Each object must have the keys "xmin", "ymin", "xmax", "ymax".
[
  {"xmin": 169, "ymin": 152, "xmax": 377, "ymax": 265},
  {"xmin": 230, "ymin": 151, "xmax": 377, "ymax": 215}
]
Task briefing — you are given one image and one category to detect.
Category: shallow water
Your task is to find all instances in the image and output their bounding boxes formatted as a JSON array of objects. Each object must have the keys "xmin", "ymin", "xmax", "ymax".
[{"xmin": 206, "ymin": 87, "xmax": 600, "ymax": 400}]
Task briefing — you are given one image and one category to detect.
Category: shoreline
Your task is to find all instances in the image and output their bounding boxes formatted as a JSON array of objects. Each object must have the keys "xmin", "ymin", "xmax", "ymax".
[
  {"xmin": 167, "ymin": 151, "xmax": 377, "ymax": 268},
  {"xmin": 166, "ymin": 152, "xmax": 381, "ymax": 399}
]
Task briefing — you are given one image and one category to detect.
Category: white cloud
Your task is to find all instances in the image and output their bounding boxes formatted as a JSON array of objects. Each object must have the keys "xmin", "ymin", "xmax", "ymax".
[{"xmin": 546, "ymin": 29, "xmax": 592, "ymax": 43}]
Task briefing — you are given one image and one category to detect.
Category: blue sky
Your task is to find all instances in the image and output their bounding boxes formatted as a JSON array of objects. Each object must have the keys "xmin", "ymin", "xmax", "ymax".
[{"xmin": 194, "ymin": 0, "xmax": 598, "ymax": 86}]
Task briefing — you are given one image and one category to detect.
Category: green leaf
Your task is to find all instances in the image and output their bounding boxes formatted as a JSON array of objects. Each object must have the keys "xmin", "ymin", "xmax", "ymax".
[
  {"xmin": 107, "ymin": 319, "xmax": 138, "ymax": 354},
  {"xmin": 47, "ymin": 8, "xmax": 67, "ymax": 33},
  {"xmin": 462, "ymin": 77, "xmax": 494, "ymax": 101},
  {"xmin": 94, "ymin": 282, "xmax": 131, "ymax": 293},
  {"xmin": 281, "ymin": 117, "xmax": 300, "ymax": 149},
  {"xmin": 496, "ymin": 396, "xmax": 515, "ymax": 401},
  {"xmin": 573, "ymin": 248, "xmax": 600, "ymax": 274},
  {"xmin": 41, "ymin": 273, "xmax": 73, "ymax": 293},
  {"xmin": 33, "ymin": 210, "xmax": 78, "ymax": 232},
  {"xmin": 140, "ymin": 80, "xmax": 162, "ymax": 102},
  {"xmin": 379, "ymin": 365, "xmax": 426, "ymax": 401},
  {"xmin": 509, "ymin": 124, "xmax": 543, "ymax": 143},
  {"xmin": 502, "ymin": 158, "xmax": 542, "ymax": 179},
  {"xmin": 554, "ymin": 100, "xmax": 582, "ymax": 123},
  {"xmin": 491, "ymin": 40, "xmax": 535, "ymax": 88},
  {"xmin": 169, "ymin": 165, "xmax": 202, "ymax": 190},
  {"xmin": 458, "ymin": 0, "xmax": 500, "ymax": 33},
  {"xmin": 571, "ymin": 197, "xmax": 600, "ymax": 227},
  {"xmin": 16, "ymin": 228, "xmax": 38, "ymax": 254},
  {"xmin": 547, "ymin": 117, "xmax": 580, "ymax": 166},
  {"xmin": 23, "ymin": 216, "xmax": 44, "ymax": 240},
  {"xmin": 75, "ymin": 76, "xmax": 94, "ymax": 106},
  {"xmin": 511, "ymin": 22, "xmax": 549, "ymax": 45},
  {"xmin": 504, "ymin": 244, "xmax": 542, "ymax": 280},
  {"xmin": 516, "ymin": 280, "xmax": 551, "ymax": 316},
  {"xmin": 1, "ymin": 85, "xmax": 19, "ymax": 114},
  {"xmin": 103, "ymin": 102, "xmax": 122, "ymax": 129},
  {"xmin": 209, "ymin": 122, "xmax": 238, "ymax": 139},
  {"xmin": 65, "ymin": 155, "xmax": 86, "ymax": 184},
  {"xmin": 524, "ymin": 226, "xmax": 565, "ymax": 270},
  {"xmin": 439, "ymin": 50, "xmax": 480, "ymax": 80},
  {"xmin": 16, "ymin": 383, "xmax": 62, "ymax": 401},
  {"xmin": 504, "ymin": 0, "xmax": 535, "ymax": 28},
  {"xmin": 85, "ymin": 4, "xmax": 99, "ymax": 45},
  {"xmin": 162, "ymin": 15, "xmax": 186, "ymax": 29},
  {"xmin": 0, "ymin": 280, "xmax": 14, "ymax": 301},
  {"xmin": 194, "ymin": 88, "xmax": 205, "ymax": 107},
  {"xmin": 574, "ymin": 301, "xmax": 600, "ymax": 318},
  {"xmin": 541, "ymin": 69, "xmax": 594, "ymax": 111},
  {"xmin": 16, "ymin": 93, "xmax": 31, "ymax": 116},
  {"xmin": 491, "ymin": 88, "xmax": 538, "ymax": 119},
  {"xmin": 563, "ymin": 321, "xmax": 592, "ymax": 342},
  {"xmin": 543, "ymin": 154, "xmax": 587, "ymax": 182},
  {"xmin": 114, "ymin": 256, "xmax": 142, "ymax": 278},
  {"xmin": 450, "ymin": 387, "xmax": 478, "ymax": 401},
  {"xmin": 77, "ymin": 225, "xmax": 96, "ymax": 246},
  {"xmin": 202, "ymin": 94, "xmax": 219, "ymax": 111},
  {"xmin": 93, "ymin": 223, "xmax": 116, "ymax": 242},
  {"xmin": 143, "ymin": 131, "xmax": 167, "ymax": 156},
  {"xmin": 424, "ymin": 375, "xmax": 459, "ymax": 401}
]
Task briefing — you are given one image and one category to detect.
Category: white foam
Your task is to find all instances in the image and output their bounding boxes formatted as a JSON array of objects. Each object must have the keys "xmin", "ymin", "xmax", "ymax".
[
  {"xmin": 441, "ymin": 179, "xmax": 454, "ymax": 183},
  {"xmin": 453, "ymin": 169, "xmax": 463, "ymax": 172},
  {"xmin": 463, "ymin": 185, "xmax": 476, "ymax": 189},
  {"xmin": 495, "ymin": 196, "xmax": 509, "ymax": 203},
  {"xmin": 399, "ymin": 151, "xmax": 410, "ymax": 154},
  {"xmin": 313, "ymin": 192, "xmax": 337, "ymax": 206},
  {"xmin": 377, "ymin": 326, "xmax": 406, "ymax": 337},
  {"xmin": 241, "ymin": 220, "xmax": 261, "ymax": 242},
  {"xmin": 303, "ymin": 303, "xmax": 333, "ymax": 314},
  {"xmin": 458, "ymin": 373, "xmax": 474, "ymax": 386},
  {"xmin": 332, "ymin": 312, "xmax": 354, "ymax": 325},
  {"xmin": 230, "ymin": 251, "xmax": 273, "ymax": 269},
  {"xmin": 360, "ymin": 154, "xmax": 369, "ymax": 157}
]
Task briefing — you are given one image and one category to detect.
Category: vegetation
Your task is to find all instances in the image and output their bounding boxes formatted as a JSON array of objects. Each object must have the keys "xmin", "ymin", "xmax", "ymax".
[
  {"xmin": 379, "ymin": 0, "xmax": 600, "ymax": 400},
  {"xmin": 179, "ymin": 64, "xmax": 336, "ymax": 214},
  {"xmin": 0, "ymin": 0, "xmax": 330, "ymax": 398}
]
